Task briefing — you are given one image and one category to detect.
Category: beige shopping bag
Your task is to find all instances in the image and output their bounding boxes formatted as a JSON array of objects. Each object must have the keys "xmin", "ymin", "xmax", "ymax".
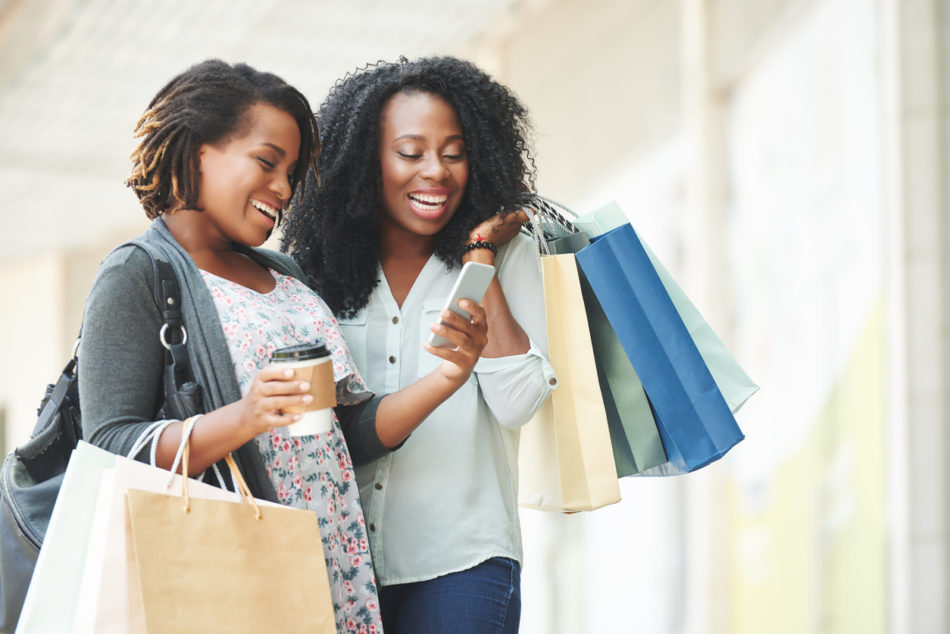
[
  {"xmin": 124, "ymin": 452, "xmax": 336, "ymax": 634},
  {"xmin": 518, "ymin": 253, "xmax": 621, "ymax": 512},
  {"xmin": 68, "ymin": 455, "xmax": 288, "ymax": 633}
]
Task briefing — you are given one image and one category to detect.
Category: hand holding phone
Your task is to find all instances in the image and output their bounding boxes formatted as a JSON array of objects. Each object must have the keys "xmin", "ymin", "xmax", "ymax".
[{"xmin": 427, "ymin": 262, "xmax": 495, "ymax": 348}]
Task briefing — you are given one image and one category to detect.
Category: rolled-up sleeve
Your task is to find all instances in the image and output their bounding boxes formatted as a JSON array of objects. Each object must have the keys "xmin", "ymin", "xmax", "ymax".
[
  {"xmin": 474, "ymin": 233, "xmax": 557, "ymax": 429},
  {"xmin": 336, "ymin": 394, "xmax": 393, "ymax": 466},
  {"xmin": 474, "ymin": 338, "xmax": 556, "ymax": 429}
]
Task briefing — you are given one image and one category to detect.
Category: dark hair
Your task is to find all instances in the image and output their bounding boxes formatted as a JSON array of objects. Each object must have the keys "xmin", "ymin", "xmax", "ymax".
[
  {"xmin": 127, "ymin": 59, "xmax": 319, "ymax": 219},
  {"xmin": 281, "ymin": 56, "xmax": 536, "ymax": 317}
]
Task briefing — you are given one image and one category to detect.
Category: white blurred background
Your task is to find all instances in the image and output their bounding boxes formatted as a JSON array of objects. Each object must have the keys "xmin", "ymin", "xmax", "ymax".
[{"xmin": 1, "ymin": 0, "xmax": 946, "ymax": 632}]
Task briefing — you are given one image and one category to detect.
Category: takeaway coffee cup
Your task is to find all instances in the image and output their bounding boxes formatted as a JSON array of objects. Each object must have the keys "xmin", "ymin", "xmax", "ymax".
[{"xmin": 270, "ymin": 341, "xmax": 337, "ymax": 436}]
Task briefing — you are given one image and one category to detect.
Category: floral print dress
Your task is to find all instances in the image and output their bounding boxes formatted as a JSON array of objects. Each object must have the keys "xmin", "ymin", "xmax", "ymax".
[{"xmin": 202, "ymin": 268, "xmax": 382, "ymax": 634}]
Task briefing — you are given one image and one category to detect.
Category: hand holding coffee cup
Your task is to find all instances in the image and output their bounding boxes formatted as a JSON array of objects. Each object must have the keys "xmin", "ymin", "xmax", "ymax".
[{"xmin": 269, "ymin": 341, "xmax": 337, "ymax": 436}]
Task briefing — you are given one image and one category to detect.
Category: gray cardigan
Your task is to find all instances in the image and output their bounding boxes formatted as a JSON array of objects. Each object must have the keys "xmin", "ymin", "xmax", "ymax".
[{"xmin": 78, "ymin": 218, "xmax": 386, "ymax": 501}]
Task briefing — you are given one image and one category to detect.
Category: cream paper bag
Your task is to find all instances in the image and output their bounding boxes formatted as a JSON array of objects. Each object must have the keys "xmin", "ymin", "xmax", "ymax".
[{"xmin": 518, "ymin": 253, "xmax": 621, "ymax": 512}]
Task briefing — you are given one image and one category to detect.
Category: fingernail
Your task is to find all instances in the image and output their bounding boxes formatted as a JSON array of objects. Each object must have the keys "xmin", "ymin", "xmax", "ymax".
[
  {"xmin": 284, "ymin": 369, "xmax": 294, "ymax": 377},
  {"xmin": 302, "ymin": 395, "xmax": 314, "ymax": 404},
  {"xmin": 300, "ymin": 382, "xmax": 311, "ymax": 391}
]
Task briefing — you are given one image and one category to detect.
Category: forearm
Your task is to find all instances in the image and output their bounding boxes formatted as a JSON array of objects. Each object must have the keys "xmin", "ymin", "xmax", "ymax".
[
  {"xmin": 462, "ymin": 248, "xmax": 529, "ymax": 357},
  {"xmin": 476, "ymin": 342, "xmax": 557, "ymax": 428},
  {"xmin": 374, "ymin": 371, "xmax": 466, "ymax": 448},
  {"xmin": 153, "ymin": 402, "xmax": 259, "ymax": 475},
  {"xmin": 336, "ymin": 397, "xmax": 389, "ymax": 465}
]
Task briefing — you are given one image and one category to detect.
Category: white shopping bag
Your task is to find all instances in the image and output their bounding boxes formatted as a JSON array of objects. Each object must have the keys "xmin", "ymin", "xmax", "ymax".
[{"xmin": 16, "ymin": 442, "xmax": 117, "ymax": 634}]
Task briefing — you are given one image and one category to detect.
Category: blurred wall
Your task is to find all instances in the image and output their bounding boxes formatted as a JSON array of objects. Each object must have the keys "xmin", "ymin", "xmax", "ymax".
[
  {"xmin": 462, "ymin": 0, "xmax": 946, "ymax": 632},
  {"xmin": 0, "ymin": 229, "xmax": 145, "ymax": 452},
  {"xmin": 0, "ymin": 254, "xmax": 66, "ymax": 458}
]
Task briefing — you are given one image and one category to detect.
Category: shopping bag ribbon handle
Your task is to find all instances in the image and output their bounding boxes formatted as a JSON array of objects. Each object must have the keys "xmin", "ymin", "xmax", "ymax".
[
  {"xmin": 176, "ymin": 416, "xmax": 262, "ymax": 520},
  {"xmin": 224, "ymin": 453, "xmax": 262, "ymax": 520}
]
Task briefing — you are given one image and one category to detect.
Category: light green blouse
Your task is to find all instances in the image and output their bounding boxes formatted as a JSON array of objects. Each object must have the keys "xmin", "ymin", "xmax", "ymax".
[{"xmin": 338, "ymin": 233, "xmax": 557, "ymax": 585}]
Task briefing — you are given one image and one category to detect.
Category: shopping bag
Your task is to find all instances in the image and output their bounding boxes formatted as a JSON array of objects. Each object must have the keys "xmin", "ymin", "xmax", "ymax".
[
  {"xmin": 578, "ymin": 270, "xmax": 667, "ymax": 475},
  {"xmin": 70, "ymin": 469, "xmax": 117, "ymax": 633},
  {"xmin": 517, "ymin": 253, "xmax": 621, "ymax": 512},
  {"xmin": 67, "ymin": 454, "xmax": 266, "ymax": 633},
  {"xmin": 574, "ymin": 202, "xmax": 758, "ymax": 412},
  {"xmin": 576, "ymin": 223, "xmax": 746, "ymax": 473},
  {"xmin": 14, "ymin": 441, "xmax": 117, "ymax": 634},
  {"xmin": 125, "ymin": 452, "xmax": 336, "ymax": 634},
  {"xmin": 546, "ymin": 230, "xmax": 667, "ymax": 477}
]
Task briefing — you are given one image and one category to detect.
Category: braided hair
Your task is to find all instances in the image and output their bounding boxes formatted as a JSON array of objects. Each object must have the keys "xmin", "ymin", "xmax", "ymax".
[
  {"xmin": 280, "ymin": 56, "xmax": 536, "ymax": 317},
  {"xmin": 127, "ymin": 59, "xmax": 319, "ymax": 219}
]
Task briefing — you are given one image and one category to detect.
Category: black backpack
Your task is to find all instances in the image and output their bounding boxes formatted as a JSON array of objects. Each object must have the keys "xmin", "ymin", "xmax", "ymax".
[{"xmin": 0, "ymin": 240, "xmax": 201, "ymax": 632}]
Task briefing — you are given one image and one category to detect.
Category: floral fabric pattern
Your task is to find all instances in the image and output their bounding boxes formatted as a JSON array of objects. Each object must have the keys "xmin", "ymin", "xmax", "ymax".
[{"xmin": 202, "ymin": 268, "xmax": 382, "ymax": 634}]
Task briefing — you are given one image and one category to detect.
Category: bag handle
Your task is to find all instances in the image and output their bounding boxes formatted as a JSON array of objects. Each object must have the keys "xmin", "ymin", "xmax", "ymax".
[
  {"xmin": 516, "ymin": 192, "xmax": 580, "ymax": 234},
  {"xmin": 516, "ymin": 193, "xmax": 582, "ymax": 272},
  {"xmin": 129, "ymin": 416, "xmax": 229, "ymax": 491},
  {"xmin": 223, "ymin": 454, "xmax": 262, "ymax": 520},
  {"xmin": 177, "ymin": 418, "xmax": 262, "ymax": 521}
]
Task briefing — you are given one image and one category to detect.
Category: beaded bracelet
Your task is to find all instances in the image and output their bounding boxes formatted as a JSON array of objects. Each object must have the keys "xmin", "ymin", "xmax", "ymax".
[{"xmin": 464, "ymin": 240, "xmax": 497, "ymax": 255}]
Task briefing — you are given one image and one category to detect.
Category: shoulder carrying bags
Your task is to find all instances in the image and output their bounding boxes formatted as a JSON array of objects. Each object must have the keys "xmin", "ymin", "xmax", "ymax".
[{"xmin": 0, "ymin": 239, "xmax": 202, "ymax": 633}]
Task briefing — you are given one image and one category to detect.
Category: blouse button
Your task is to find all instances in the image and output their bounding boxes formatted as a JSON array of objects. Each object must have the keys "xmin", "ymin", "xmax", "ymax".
[
  {"xmin": 549, "ymin": 377, "xmax": 557, "ymax": 386},
  {"xmin": 370, "ymin": 523, "xmax": 377, "ymax": 532},
  {"xmin": 375, "ymin": 482, "xmax": 383, "ymax": 491},
  {"xmin": 392, "ymin": 316, "xmax": 399, "ymax": 325},
  {"xmin": 389, "ymin": 356, "xmax": 397, "ymax": 364}
]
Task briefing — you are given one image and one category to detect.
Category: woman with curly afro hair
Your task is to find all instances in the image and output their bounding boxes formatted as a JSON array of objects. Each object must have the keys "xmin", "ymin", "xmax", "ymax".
[{"xmin": 282, "ymin": 56, "xmax": 557, "ymax": 633}]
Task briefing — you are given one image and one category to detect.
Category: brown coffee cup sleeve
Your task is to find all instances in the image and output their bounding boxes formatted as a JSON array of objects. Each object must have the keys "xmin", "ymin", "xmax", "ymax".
[{"xmin": 308, "ymin": 362, "xmax": 338, "ymax": 410}]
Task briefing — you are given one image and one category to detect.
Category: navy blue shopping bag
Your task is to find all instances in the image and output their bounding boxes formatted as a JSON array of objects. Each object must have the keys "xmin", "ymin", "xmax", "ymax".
[{"xmin": 575, "ymin": 223, "xmax": 745, "ymax": 474}]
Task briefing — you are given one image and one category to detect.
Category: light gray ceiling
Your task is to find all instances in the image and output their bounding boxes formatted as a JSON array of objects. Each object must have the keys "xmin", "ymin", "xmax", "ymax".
[{"xmin": 0, "ymin": 0, "xmax": 517, "ymax": 261}]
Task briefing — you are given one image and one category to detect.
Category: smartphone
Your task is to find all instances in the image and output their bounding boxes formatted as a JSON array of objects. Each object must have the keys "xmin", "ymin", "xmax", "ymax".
[{"xmin": 427, "ymin": 261, "xmax": 496, "ymax": 348}]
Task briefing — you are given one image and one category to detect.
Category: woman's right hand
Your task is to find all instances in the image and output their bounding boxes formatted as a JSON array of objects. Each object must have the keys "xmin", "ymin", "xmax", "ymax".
[
  {"xmin": 151, "ymin": 366, "xmax": 313, "ymax": 476},
  {"xmin": 237, "ymin": 366, "xmax": 314, "ymax": 434},
  {"xmin": 422, "ymin": 299, "xmax": 489, "ymax": 384},
  {"xmin": 373, "ymin": 300, "xmax": 489, "ymax": 449}
]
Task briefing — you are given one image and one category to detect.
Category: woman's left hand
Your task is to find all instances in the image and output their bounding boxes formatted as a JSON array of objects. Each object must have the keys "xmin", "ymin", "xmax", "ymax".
[
  {"xmin": 463, "ymin": 210, "xmax": 530, "ymax": 263},
  {"xmin": 423, "ymin": 299, "xmax": 489, "ymax": 384}
]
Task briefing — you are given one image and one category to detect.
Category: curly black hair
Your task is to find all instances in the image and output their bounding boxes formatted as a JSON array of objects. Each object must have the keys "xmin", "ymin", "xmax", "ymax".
[
  {"xmin": 280, "ymin": 56, "xmax": 536, "ymax": 317},
  {"xmin": 127, "ymin": 59, "xmax": 319, "ymax": 219}
]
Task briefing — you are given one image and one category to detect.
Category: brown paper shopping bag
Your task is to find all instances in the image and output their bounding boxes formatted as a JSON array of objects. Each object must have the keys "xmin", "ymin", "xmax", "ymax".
[
  {"xmin": 124, "ymin": 453, "xmax": 336, "ymax": 634},
  {"xmin": 69, "ymin": 454, "xmax": 293, "ymax": 633},
  {"xmin": 518, "ymin": 253, "xmax": 621, "ymax": 512}
]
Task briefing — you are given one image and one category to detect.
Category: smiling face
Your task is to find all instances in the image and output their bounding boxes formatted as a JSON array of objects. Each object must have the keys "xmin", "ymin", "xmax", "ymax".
[
  {"xmin": 377, "ymin": 91, "xmax": 469, "ymax": 246},
  {"xmin": 192, "ymin": 102, "xmax": 301, "ymax": 248}
]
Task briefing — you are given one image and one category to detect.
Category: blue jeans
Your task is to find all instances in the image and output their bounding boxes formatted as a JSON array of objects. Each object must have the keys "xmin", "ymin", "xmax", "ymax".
[{"xmin": 379, "ymin": 557, "xmax": 521, "ymax": 634}]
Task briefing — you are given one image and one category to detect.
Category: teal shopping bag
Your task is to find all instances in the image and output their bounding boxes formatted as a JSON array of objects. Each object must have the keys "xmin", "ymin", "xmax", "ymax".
[
  {"xmin": 575, "ymin": 223, "xmax": 746, "ymax": 473},
  {"xmin": 574, "ymin": 202, "xmax": 758, "ymax": 413}
]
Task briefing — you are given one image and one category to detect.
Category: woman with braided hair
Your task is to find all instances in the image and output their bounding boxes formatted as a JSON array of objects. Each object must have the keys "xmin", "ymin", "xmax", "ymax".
[
  {"xmin": 282, "ymin": 56, "xmax": 556, "ymax": 633},
  {"xmin": 80, "ymin": 59, "xmax": 488, "ymax": 632}
]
